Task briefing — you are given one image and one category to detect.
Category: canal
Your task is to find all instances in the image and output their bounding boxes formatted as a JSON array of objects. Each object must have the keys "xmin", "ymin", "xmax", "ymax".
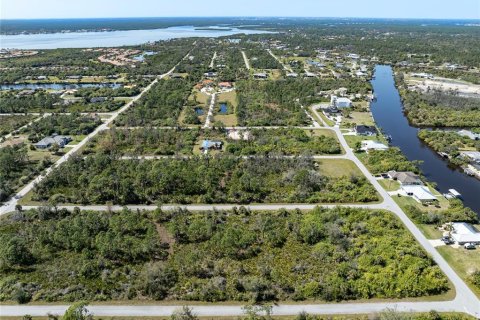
[{"xmin": 370, "ymin": 65, "xmax": 480, "ymax": 215}]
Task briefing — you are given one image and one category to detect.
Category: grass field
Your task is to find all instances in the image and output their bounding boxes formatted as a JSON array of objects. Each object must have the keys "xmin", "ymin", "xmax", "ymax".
[
  {"xmin": 316, "ymin": 158, "xmax": 363, "ymax": 178},
  {"xmin": 437, "ymin": 245, "xmax": 480, "ymax": 298},
  {"xmin": 378, "ymin": 179, "xmax": 400, "ymax": 191},
  {"xmin": 213, "ymin": 90, "xmax": 238, "ymax": 126},
  {"xmin": 343, "ymin": 111, "xmax": 375, "ymax": 127}
]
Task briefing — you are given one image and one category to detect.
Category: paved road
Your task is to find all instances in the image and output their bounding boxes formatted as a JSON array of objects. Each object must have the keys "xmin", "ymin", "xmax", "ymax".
[
  {"xmin": 241, "ymin": 50, "xmax": 251, "ymax": 70},
  {"xmin": 203, "ymin": 92, "xmax": 216, "ymax": 128},
  {"xmin": 0, "ymin": 300, "xmax": 465, "ymax": 317},
  {"xmin": 267, "ymin": 49, "xmax": 293, "ymax": 72},
  {"xmin": 209, "ymin": 51, "xmax": 217, "ymax": 69}
]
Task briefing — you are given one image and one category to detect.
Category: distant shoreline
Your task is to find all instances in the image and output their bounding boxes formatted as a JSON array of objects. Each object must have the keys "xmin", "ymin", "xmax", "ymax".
[{"xmin": 1, "ymin": 17, "xmax": 478, "ymax": 35}]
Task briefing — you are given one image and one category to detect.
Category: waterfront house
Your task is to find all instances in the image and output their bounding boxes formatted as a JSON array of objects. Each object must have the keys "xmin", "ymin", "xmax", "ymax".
[
  {"xmin": 354, "ymin": 125, "xmax": 378, "ymax": 136},
  {"xmin": 331, "ymin": 95, "xmax": 351, "ymax": 108},
  {"xmin": 388, "ymin": 171, "xmax": 423, "ymax": 185},
  {"xmin": 401, "ymin": 185, "xmax": 437, "ymax": 204},
  {"xmin": 460, "ymin": 151, "xmax": 480, "ymax": 164},
  {"xmin": 361, "ymin": 140, "xmax": 389, "ymax": 152},
  {"xmin": 450, "ymin": 222, "xmax": 480, "ymax": 245}
]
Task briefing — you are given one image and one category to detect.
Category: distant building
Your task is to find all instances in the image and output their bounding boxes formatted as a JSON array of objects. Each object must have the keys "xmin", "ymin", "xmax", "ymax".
[
  {"xmin": 253, "ymin": 73, "xmax": 268, "ymax": 79},
  {"xmin": 401, "ymin": 185, "xmax": 437, "ymax": 204},
  {"xmin": 458, "ymin": 130, "xmax": 480, "ymax": 140},
  {"xmin": 304, "ymin": 71, "xmax": 317, "ymax": 78},
  {"xmin": 89, "ymin": 97, "xmax": 107, "ymax": 103},
  {"xmin": 354, "ymin": 125, "xmax": 377, "ymax": 136},
  {"xmin": 201, "ymin": 140, "xmax": 223, "ymax": 151},
  {"xmin": 388, "ymin": 171, "xmax": 423, "ymax": 185},
  {"xmin": 218, "ymin": 82, "xmax": 233, "ymax": 89},
  {"xmin": 286, "ymin": 72, "xmax": 298, "ymax": 78},
  {"xmin": 460, "ymin": 151, "xmax": 480, "ymax": 164},
  {"xmin": 204, "ymin": 71, "xmax": 217, "ymax": 78},
  {"xmin": 34, "ymin": 134, "xmax": 72, "ymax": 150}
]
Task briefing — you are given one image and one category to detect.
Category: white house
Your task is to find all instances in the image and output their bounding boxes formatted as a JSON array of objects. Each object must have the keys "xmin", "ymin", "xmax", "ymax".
[
  {"xmin": 401, "ymin": 185, "xmax": 437, "ymax": 204},
  {"xmin": 331, "ymin": 95, "xmax": 351, "ymax": 108},
  {"xmin": 450, "ymin": 222, "xmax": 480, "ymax": 245},
  {"xmin": 361, "ymin": 140, "xmax": 389, "ymax": 152}
]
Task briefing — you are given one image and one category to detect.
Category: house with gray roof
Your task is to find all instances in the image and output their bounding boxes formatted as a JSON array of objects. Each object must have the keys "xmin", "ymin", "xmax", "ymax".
[{"xmin": 34, "ymin": 134, "xmax": 72, "ymax": 150}]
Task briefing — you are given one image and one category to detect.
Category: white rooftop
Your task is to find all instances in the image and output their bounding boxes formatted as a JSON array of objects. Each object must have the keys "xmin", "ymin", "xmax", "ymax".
[
  {"xmin": 401, "ymin": 185, "xmax": 437, "ymax": 201},
  {"xmin": 451, "ymin": 222, "xmax": 480, "ymax": 244},
  {"xmin": 361, "ymin": 140, "xmax": 389, "ymax": 151}
]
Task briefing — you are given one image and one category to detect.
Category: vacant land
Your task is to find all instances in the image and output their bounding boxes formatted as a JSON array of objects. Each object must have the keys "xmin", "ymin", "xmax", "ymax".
[
  {"xmin": 115, "ymin": 79, "xmax": 192, "ymax": 127},
  {"xmin": 0, "ymin": 115, "xmax": 36, "ymax": 136},
  {"xmin": 236, "ymin": 80, "xmax": 311, "ymax": 126},
  {"xmin": 0, "ymin": 207, "xmax": 449, "ymax": 303},
  {"xmin": 31, "ymin": 155, "xmax": 378, "ymax": 205},
  {"xmin": 225, "ymin": 128, "xmax": 342, "ymax": 156},
  {"xmin": 0, "ymin": 144, "xmax": 53, "ymax": 203},
  {"xmin": 21, "ymin": 113, "xmax": 102, "ymax": 143},
  {"xmin": 87, "ymin": 128, "xmax": 199, "ymax": 156},
  {"xmin": 213, "ymin": 90, "xmax": 238, "ymax": 126},
  {"xmin": 437, "ymin": 245, "xmax": 480, "ymax": 298}
]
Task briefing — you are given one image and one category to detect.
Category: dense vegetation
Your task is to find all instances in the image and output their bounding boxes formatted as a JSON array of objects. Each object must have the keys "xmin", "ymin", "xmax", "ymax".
[
  {"xmin": 0, "ymin": 115, "xmax": 35, "ymax": 136},
  {"xmin": 22, "ymin": 113, "xmax": 102, "ymax": 142},
  {"xmin": 418, "ymin": 130, "xmax": 480, "ymax": 165},
  {"xmin": 236, "ymin": 80, "xmax": 310, "ymax": 126},
  {"xmin": 226, "ymin": 128, "xmax": 341, "ymax": 155},
  {"xmin": 400, "ymin": 89, "xmax": 480, "ymax": 127},
  {"xmin": 32, "ymin": 155, "xmax": 378, "ymax": 205},
  {"xmin": 0, "ymin": 91, "xmax": 60, "ymax": 113},
  {"xmin": 115, "ymin": 79, "xmax": 192, "ymax": 127},
  {"xmin": 0, "ymin": 144, "xmax": 52, "ymax": 202},
  {"xmin": 88, "ymin": 128, "xmax": 199, "ymax": 155},
  {"xmin": 0, "ymin": 206, "xmax": 449, "ymax": 302},
  {"xmin": 244, "ymin": 47, "xmax": 282, "ymax": 69},
  {"xmin": 404, "ymin": 199, "xmax": 479, "ymax": 225},
  {"xmin": 361, "ymin": 148, "xmax": 418, "ymax": 175}
]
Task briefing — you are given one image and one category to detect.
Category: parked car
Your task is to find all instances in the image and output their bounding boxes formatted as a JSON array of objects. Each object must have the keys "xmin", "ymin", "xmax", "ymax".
[
  {"xmin": 464, "ymin": 243, "xmax": 476, "ymax": 250},
  {"xmin": 441, "ymin": 236, "xmax": 454, "ymax": 245}
]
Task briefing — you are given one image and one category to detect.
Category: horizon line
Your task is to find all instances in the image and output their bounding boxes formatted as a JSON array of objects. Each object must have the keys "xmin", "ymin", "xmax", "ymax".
[{"xmin": 1, "ymin": 16, "xmax": 480, "ymax": 21}]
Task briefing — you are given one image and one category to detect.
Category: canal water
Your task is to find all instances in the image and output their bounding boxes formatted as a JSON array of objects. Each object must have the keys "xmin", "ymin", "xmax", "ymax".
[{"xmin": 370, "ymin": 65, "xmax": 480, "ymax": 215}]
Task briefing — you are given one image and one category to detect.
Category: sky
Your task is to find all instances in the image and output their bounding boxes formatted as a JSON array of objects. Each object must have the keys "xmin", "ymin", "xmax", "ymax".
[{"xmin": 1, "ymin": 0, "xmax": 479, "ymax": 20}]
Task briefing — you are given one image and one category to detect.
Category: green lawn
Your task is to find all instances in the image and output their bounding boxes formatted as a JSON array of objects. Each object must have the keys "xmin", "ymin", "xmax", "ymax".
[
  {"xmin": 378, "ymin": 179, "xmax": 400, "ymax": 191},
  {"xmin": 437, "ymin": 245, "xmax": 480, "ymax": 298},
  {"xmin": 316, "ymin": 158, "xmax": 363, "ymax": 178}
]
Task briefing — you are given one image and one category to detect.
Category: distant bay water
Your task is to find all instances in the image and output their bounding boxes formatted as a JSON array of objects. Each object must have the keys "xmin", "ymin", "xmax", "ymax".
[{"xmin": 0, "ymin": 25, "xmax": 271, "ymax": 49}]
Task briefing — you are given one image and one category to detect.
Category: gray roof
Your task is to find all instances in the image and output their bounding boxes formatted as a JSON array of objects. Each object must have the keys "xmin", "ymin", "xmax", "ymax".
[
  {"xmin": 35, "ymin": 135, "xmax": 71, "ymax": 147},
  {"xmin": 388, "ymin": 171, "xmax": 422, "ymax": 184}
]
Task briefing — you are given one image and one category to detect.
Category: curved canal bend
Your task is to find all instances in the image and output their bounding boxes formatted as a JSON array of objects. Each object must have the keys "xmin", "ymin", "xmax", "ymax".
[{"xmin": 370, "ymin": 65, "xmax": 480, "ymax": 215}]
